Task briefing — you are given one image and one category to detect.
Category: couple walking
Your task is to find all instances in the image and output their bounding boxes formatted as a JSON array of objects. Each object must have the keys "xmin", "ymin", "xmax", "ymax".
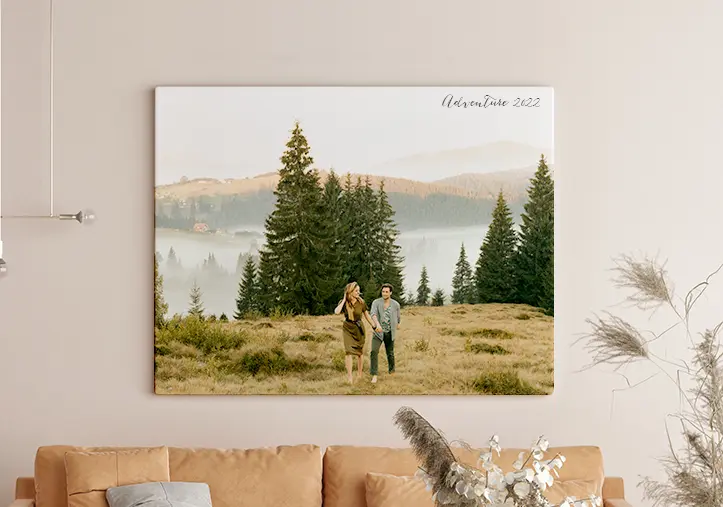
[{"xmin": 334, "ymin": 281, "xmax": 401, "ymax": 384}]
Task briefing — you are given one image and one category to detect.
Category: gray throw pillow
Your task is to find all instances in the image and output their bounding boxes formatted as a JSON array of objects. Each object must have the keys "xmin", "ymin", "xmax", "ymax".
[{"xmin": 106, "ymin": 482, "xmax": 212, "ymax": 507}]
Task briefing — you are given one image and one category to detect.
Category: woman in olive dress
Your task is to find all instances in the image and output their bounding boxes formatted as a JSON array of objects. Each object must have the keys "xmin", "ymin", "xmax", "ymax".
[{"xmin": 334, "ymin": 282, "xmax": 381, "ymax": 384}]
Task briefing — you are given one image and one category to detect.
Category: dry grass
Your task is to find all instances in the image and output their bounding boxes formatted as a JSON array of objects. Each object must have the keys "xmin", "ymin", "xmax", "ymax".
[{"xmin": 155, "ymin": 303, "xmax": 554, "ymax": 395}]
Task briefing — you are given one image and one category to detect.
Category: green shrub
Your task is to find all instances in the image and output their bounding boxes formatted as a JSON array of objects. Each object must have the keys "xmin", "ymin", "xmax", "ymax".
[
  {"xmin": 296, "ymin": 332, "xmax": 335, "ymax": 343},
  {"xmin": 155, "ymin": 343, "xmax": 172, "ymax": 356},
  {"xmin": 240, "ymin": 309, "xmax": 265, "ymax": 321},
  {"xmin": 465, "ymin": 340, "xmax": 510, "ymax": 355},
  {"xmin": 269, "ymin": 307, "xmax": 294, "ymax": 321},
  {"xmin": 155, "ymin": 316, "xmax": 247, "ymax": 354},
  {"xmin": 331, "ymin": 349, "xmax": 347, "ymax": 372},
  {"xmin": 224, "ymin": 347, "xmax": 311, "ymax": 376},
  {"xmin": 471, "ymin": 371, "xmax": 544, "ymax": 395},
  {"xmin": 440, "ymin": 327, "xmax": 515, "ymax": 340},
  {"xmin": 413, "ymin": 339, "xmax": 430, "ymax": 352}
]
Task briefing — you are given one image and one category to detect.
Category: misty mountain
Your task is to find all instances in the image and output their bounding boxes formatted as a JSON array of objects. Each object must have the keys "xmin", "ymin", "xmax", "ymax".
[
  {"xmin": 155, "ymin": 141, "xmax": 549, "ymax": 231},
  {"xmin": 362, "ymin": 141, "xmax": 549, "ymax": 182}
]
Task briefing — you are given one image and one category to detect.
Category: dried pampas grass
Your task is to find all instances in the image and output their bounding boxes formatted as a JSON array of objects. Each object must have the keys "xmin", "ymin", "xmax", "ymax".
[{"xmin": 580, "ymin": 253, "xmax": 723, "ymax": 507}]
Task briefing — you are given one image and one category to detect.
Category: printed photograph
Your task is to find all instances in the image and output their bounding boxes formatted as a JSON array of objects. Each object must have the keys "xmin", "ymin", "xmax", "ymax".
[{"xmin": 154, "ymin": 86, "xmax": 554, "ymax": 395}]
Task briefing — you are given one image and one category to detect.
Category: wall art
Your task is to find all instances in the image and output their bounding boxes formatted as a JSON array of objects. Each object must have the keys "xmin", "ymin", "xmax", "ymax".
[{"xmin": 154, "ymin": 86, "xmax": 554, "ymax": 395}]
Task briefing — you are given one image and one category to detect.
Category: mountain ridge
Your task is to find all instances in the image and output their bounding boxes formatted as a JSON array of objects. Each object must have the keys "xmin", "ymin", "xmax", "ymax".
[
  {"xmin": 155, "ymin": 141, "xmax": 552, "ymax": 202},
  {"xmin": 156, "ymin": 166, "xmax": 548, "ymax": 202}
]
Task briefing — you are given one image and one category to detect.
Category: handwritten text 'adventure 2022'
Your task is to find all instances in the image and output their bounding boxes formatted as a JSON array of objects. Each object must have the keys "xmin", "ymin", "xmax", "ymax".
[{"xmin": 442, "ymin": 94, "xmax": 541, "ymax": 109}]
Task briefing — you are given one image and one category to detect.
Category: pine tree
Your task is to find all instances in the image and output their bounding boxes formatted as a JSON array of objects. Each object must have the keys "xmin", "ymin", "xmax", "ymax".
[
  {"xmin": 431, "ymin": 289, "xmax": 446, "ymax": 307},
  {"xmin": 219, "ymin": 313, "xmax": 229, "ymax": 322},
  {"xmin": 540, "ymin": 257, "xmax": 554, "ymax": 315},
  {"xmin": 257, "ymin": 121, "xmax": 338, "ymax": 315},
  {"xmin": 234, "ymin": 256, "xmax": 259, "ymax": 319},
  {"xmin": 320, "ymin": 170, "xmax": 347, "ymax": 310},
  {"xmin": 235, "ymin": 252, "xmax": 247, "ymax": 277},
  {"xmin": 515, "ymin": 154, "xmax": 554, "ymax": 311},
  {"xmin": 343, "ymin": 176, "xmax": 375, "ymax": 286},
  {"xmin": 474, "ymin": 191, "xmax": 518, "ymax": 304},
  {"xmin": 416, "ymin": 266, "xmax": 431, "ymax": 306},
  {"xmin": 188, "ymin": 279, "xmax": 205, "ymax": 318},
  {"xmin": 376, "ymin": 179, "xmax": 405, "ymax": 299},
  {"xmin": 404, "ymin": 291, "xmax": 415, "ymax": 307},
  {"xmin": 167, "ymin": 246, "xmax": 179, "ymax": 270},
  {"xmin": 154, "ymin": 254, "xmax": 168, "ymax": 328},
  {"xmin": 451, "ymin": 243, "xmax": 474, "ymax": 304}
]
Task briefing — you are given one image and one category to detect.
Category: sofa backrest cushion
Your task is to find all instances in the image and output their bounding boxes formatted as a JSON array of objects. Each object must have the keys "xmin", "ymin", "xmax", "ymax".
[
  {"xmin": 64, "ymin": 448, "xmax": 171, "ymax": 507},
  {"xmin": 36, "ymin": 446, "xmax": 143, "ymax": 507},
  {"xmin": 322, "ymin": 445, "xmax": 604, "ymax": 507},
  {"xmin": 167, "ymin": 446, "xmax": 322, "ymax": 507},
  {"xmin": 35, "ymin": 445, "xmax": 322, "ymax": 507}
]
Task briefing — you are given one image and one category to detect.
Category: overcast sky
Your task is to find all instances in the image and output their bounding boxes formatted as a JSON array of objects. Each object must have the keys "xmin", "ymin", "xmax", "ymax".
[{"xmin": 155, "ymin": 86, "xmax": 553, "ymax": 185}]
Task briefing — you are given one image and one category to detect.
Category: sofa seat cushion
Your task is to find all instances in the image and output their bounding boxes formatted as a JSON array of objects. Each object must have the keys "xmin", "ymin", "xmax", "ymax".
[
  {"xmin": 65, "ymin": 448, "xmax": 170, "ymax": 507},
  {"xmin": 168, "ymin": 445, "xmax": 322, "ymax": 507},
  {"xmin": 323, "ymin": 445, "xmax": 604, "ymax": 507}
]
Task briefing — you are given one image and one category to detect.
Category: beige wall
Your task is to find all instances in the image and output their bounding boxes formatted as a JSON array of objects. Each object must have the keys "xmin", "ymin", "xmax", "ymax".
[{"xmin": 3, "ymin": 1, "xmax": 723, "ymax": 506}]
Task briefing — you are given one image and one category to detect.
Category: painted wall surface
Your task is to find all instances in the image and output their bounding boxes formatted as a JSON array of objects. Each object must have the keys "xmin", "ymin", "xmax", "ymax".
[{"xmin": 2, "ymin": 1, "xmax": 723, "ymax": 506}]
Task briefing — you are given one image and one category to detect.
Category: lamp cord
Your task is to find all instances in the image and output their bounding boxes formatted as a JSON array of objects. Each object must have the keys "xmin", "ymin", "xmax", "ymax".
[{"xmin": 49, "ymin": 0, "xmax": 55, "ymax": 217}]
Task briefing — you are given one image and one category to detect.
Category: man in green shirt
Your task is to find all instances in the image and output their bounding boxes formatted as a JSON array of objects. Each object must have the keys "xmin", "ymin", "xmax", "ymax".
[{"xmin": 369, "ymin": 283, "xmax": 402, "ymax": 384}]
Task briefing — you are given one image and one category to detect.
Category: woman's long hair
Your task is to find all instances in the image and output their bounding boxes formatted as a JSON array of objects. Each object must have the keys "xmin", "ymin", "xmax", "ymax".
[{"xmin": 344, "ymin": 282, "xmax": 364, "ymax": 321}]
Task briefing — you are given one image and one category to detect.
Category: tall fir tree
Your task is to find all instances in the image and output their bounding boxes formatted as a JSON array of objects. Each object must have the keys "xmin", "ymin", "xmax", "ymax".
[
  {"xmin": 416, "ymin": 266, "xmax": 431, "ymax": 306},
  {"xmin": 234, "ymin": 256, "xmax": 260, "ymax": 319},
  {"xmin": 540, "ymin": 256, "xmax": 554, "ymax": 315},
  {"xmin": 515, "ymin": 154, "xmax": 554, "ymax": 311},
  {"xmin": 340, "ymin": 176, "xmax": 368, "ymax": 287},
  {"xmin": 188, "ymin": 279, "xmax": 205, "ymax": 318},
  {"xmin": 431, "ymin": 288, "xmax": 446, "ymax": 307},
  {"xmin": 451, "ymin": 243, "xmax": 474, "ymax": 304},
  {"xmin": 257, "ymin": 121, "xmax": 339, "ymax": 315},
  {"xmin": 154, "ymin": 254, "xmax": 168, "ymax": 328},
  {"xmin": 474, "ymin": 191, "xmax": 518, "ymax": 303},
  {"xmin": 235, "ymin": 252, "xmax": 247, "ymax": 277},
  {"xmin": 361, "ymin": 176, "xmax": 384, "ymax": 290},
  {"xmin": 376, "ymin": 179, "xmax": 406, "ymax": 299},
  {"xmin": 320, "ymin": 170, "xmax": 347, "ymax": 309}
]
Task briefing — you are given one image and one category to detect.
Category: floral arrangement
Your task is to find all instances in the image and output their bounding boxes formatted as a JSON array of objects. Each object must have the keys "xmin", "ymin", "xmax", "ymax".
[{"xmin": 393, "ymin": 406, "xmax": 602, "ymax": 507}]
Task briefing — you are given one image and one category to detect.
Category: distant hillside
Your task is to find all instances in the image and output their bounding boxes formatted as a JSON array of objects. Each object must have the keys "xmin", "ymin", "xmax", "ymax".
[
  {"xmin": 434, "ymin": 166, "xmax": 540, "ymax": 201},
  {"xmin": 363, "ymin": 141, "xmax": 550, "ymax": 182},
  {"xmin": 155, "ymin": 141, "xmax": 551, "ymax": 231},
  {"xmin": 155, "ymin": 141, "xmax": 550, "ymax": 201},
  {"xmin": 156, "ymin": 171, "xmax": 490, "ymax": 200}
]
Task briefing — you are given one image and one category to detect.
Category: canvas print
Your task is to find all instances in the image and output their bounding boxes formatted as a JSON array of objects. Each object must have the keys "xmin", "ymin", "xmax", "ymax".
[{"xmin": 154, "ymin": 86, "xmax": 554, "ymax": 395}]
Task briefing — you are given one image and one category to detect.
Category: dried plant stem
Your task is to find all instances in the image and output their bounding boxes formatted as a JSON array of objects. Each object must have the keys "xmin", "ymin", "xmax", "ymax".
[{"xmin": 581, "ymin": 254, "xmax": 723, "ymax": 507}]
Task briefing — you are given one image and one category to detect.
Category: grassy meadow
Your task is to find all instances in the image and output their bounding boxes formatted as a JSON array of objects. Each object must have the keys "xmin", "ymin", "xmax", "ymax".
[{"xmin": 154, "ymin": 303, "xmax": 554, "ymax": 395}]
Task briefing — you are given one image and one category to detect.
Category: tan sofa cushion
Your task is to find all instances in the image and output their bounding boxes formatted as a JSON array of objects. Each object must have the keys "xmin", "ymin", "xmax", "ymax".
[
  {"xmin": 36, "ymin": 445, "xmax": 322, "ymax": 507},
  {"xmin": 323, "ymin": 445, "xmax": 604, "ymax": 507},
  {"xmin": 65, "ymin": 447, "xmax": 170, "ymax": 507},
  {"xmin": 36, "ymin": 446, "xmax": 150, "ymax": 507},
  {"xmin": 168, "ymin": 445, "xmax": 322, "ymax": 507},
  {"xmin": 365, "ymin": 473, "xmax": 434, "ymax": 507}
]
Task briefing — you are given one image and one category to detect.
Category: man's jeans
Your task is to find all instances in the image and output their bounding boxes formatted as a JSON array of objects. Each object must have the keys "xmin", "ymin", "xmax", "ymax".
[{"xmin": 370, "ymin": 331, "xmax": 395, "ymax": 375}]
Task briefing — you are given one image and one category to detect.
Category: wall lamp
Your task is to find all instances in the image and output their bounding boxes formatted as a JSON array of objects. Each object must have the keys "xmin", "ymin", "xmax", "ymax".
[{"xmin": 0, "ymin": 0, "xmax": 95, "ymax": 276}]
